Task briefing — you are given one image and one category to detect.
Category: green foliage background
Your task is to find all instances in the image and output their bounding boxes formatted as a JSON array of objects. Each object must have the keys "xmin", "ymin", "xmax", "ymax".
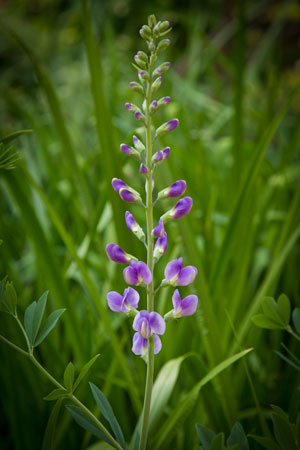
[{"xmin": 0, "ymin": 0, "xmax": 299, "ymax": 449}]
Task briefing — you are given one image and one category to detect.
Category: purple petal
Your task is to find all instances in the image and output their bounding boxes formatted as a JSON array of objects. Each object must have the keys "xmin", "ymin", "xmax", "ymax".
[
  {"xmin": 180, "ymin": 295, "xmax": 198, "ymax": 316},
  {"xmin": 133, "ymin": 310, "xmax": 149, "ymax": 332},
  {"xmin": 132, "ymin": 333, "xmax": 148, "ymax": 355},
  {"xmin": 154, "ymin": 233, "xmax": 167, "ymax": 258},
  {"xmin": 134, "ymin": 111, "xmax": 142, "ymax": 120},
  {"xmin": 123, "ymin": 265, "xmax": 139, "ymax": 285},
  {"xmin": 172, "ymin": 196, "xmax": 193, "ymax": 219},
  {"xmin": 153, "ymin": 219, "xmax": 165, "ymax": 237},
  {"xmin": 125, "ymin": 211, "xmax": 136, "ymax": 232},
  {"xmin": 119, "ymin": 188, "xmax": 135, "ymax": 203},
  {"xmin": 123, "ymin": 287, "xmax": 139, "ymax": 309},
  {"xmin": 163, "ymin": 147, "xmax": 170, "ymax": 159},
  {"xmin": 125, "ymin": 103, "xmax": 132, "ymax": 111},
  {"xmin": 139, "ymin": 163, "xmax": 148, "ymax": 174},
  {"xmin": 163, "ymin": 96, "xmax": 171, "ymax": 105},
  {"xmin": 107, "ymin": 291, "xmax": 123, "ymax": 312},
  {"xmin": 154, "ymin": 335, "xmax": 162, "ymax": 354},
  {"xmin": 177, "ymin": 266, "xmax": 198, "ymax": 286},
  {"xmin": 106, "ymin": 244, "xmax": 129, "ymax": 264},
  {"xmin": 112, "ymin": 178, "xmax": 127, "ymax": 193},
  {"xmin": 167, "ymin": 119, "xmax": 179, "ymax": 132},
  {"xmin": 120, "ymin": 144, "xmax": 132, "ymax": 155},
  {"xmin": 172, "ymin": 289, "xmax": 182, "ymax": 312},
  {"xmin": 167, "ymin": 180, "xmax": 187, "ymax": 198},
  {"xmin": 164, "ymin": 257, "xmax": 183, "ymax": 281},
  {"xmin": 136, "ymin": 261, "xmax": 152, "ymax": 284},
  {"xmin": 154, "ymin": 151, "xmax": 163, "ymax": 162},
  {"xmin": 149, "ymin": 312, "xmax": 166, "ymax": 335}
]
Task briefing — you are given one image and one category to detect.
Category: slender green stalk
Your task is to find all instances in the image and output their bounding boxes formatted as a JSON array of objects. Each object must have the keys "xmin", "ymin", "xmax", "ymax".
[
  {"xmin": 0, "ymin": 334, "xmax": 123, "ymax": 450},
  {"xmin": 15, "ymin": 315, "xmax": 32, "ymax": 354},
  {"xmin": 287, "ymin": 326, "xmax": 300, "ymax": 343},
  {"xmin": 139, "ymin": 53, "xmax": 155, "ymax": 450}
]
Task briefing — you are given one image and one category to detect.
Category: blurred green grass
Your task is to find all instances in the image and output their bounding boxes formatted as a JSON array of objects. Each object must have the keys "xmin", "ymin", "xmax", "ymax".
[{"xmin": 0, "ymin": 0, "xmax": 300, "ymax": 449}]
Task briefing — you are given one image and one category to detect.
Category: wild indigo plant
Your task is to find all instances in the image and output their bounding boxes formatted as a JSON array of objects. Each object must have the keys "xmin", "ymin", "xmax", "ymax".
[{"xmin": 105, "ymin": 14, "xmax": 198, "ymax": 450}]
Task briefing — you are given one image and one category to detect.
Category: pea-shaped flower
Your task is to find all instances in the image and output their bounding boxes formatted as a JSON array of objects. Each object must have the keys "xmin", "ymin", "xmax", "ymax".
[
  {"xmin": 152, "ymin": 219, "xmax": 165, "ymax": 237},
  {"xmin": 153, "ymin": 232, "xmax": 167, "ymax": 262},
  {"xmin": 106, "ymin": 243, "xmax": 136, "ymax": 264},
  {"xmin": 171, "ymin": 289, "xmax": 198, "ymax": 317},
  {"xmin": 107, "ymin": 287, "xmax": 140, "ymax": 313},
  {"xmin": 161, "ymin": 196, "xmax": 193, "ymax": 222},
  {"xmin": 158, "ymin": 180, "xmax": 186, "ymax": 199},
  {"xmin": 163, "ymin": 257, "xmax": 197, "ymax": 286},
  {"xmin": 124, "ymin": 260, "xmax": 152, "ymax": 285},
  {"xmin": 132, "ymin": 310, "xmax": 166, "ymax": 355}
]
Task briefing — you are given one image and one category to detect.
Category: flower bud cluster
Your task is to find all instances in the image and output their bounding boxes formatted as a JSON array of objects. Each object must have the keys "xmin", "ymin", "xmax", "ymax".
[{"xmin": 105, "ymin": 14, "xmax": 198, "ymax": 358}]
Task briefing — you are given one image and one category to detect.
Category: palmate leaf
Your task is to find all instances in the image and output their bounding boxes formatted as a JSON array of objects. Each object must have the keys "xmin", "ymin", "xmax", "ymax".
[
  {"xmin": 249, "ymin": 435, "xmax": 281, "ymax": 450},
  {"xmin": 196, "ymin": 424, "xmax": 216, "ymax": 450},
  {"xmin": 89, "ymin": 383, "xmax": 126, "ymax": 450},
  {"xmin": 251, "ymin": 314, "xmax": 285, "ymax": 330},
  {"xmin": 227, "ymin": 423, "xmax": 249, "ymax": 450}
]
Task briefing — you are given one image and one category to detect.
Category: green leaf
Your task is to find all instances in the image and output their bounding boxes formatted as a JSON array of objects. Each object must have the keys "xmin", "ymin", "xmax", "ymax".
[
  {"xmin": 0, "ymin": 277, "xmax": 17, "ymax": 316},
  {"xmin": 66, "ymin": 405, "xmax": 113, "ymax": 446},
  {"xmin": 153, "ymin": 349, "xmax": 252, "ymax": 450},
  {"xmin": 73, "ymin": 354, "xmax": 100, "ymax": 391},
  {"xmin": 24, "ymin": 291, "xmax": 48, "ymax": 346},
  {"xmin": 89, "ymin": 382, "xmax": 125, "ymax": 449},
  {"xmin": 149, "ymin": 355, "xmax": 186, "ymax": 429},
  {"xmin": 296, "ymin": 412, "xmax": 300, "ymax": 448},
  {"xmin": 248, "ymin": 435, "xmax": 281, "ymax": 450},
  {"xmin": 133, "ymin": 431, "xmax": 140, "ymax": 450},
  {"xmin": 262, "ymin": 297, "xmax": 282, "ymax": 323},
  {"xmin": 42, "ymin": 398, "xmax": 63, "ymax": 450},
  {"xmin": 277, "ymin": 294, "xmax": 291, "ymax": 326},
  {"xmin": 86, "ymin": 444, "xmax": 115, "ymax": 450},
  {"xmin": 211, "ymin": 433, "xmax": 225, "ymax": 450},
  {"xmin": 274, "ymin": 351, "xmax": 300, "ymax": 371},
  {"xmin": 270, "ymin": 405, "xmax": 289, "ymax": 421},
  {"xmin": 34, "ymin": 309, "xmax": 65, "ymax": 347},
  {"xmin": 64, "ymin": 362, "xmax": 75, "ymax": 392},
  {"xmin": 196, "ymin": 424, "xmax": 216, "ymax": 450},
  {"xmin": 44, "ymin": 388, "xmax": 68, "ymax": 401},
  {"xmin": 292, "ymin": 308, "xmax": 300, "ymax": 335},
  {"xmin": 272, "ymin": 412, "xmax": 297, "ymax": 450},
  {"xmin": 251, "ymin": 314, "xmax": 285, "ymax": 330},
  {"xmin": 0, "ymin": 129, "xmax": 32, "ymax": 145},
  {"xmin": 227, "ymin": 422, "xmax": 249, "ymax": 450}
]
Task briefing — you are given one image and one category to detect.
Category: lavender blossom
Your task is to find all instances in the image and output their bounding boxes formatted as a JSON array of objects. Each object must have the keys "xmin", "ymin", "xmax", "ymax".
[
  {"xmin": 171, "ymin": 289, "xmax": 198, "ymax": 317},
  {"xmin": 112, "ymin": 178, "xmax": 127, "ymax": 193},
  {"xmin": 133, "ymin": 135, "xmax": 145, "ymax": 152},
  {"xmin": 129, "ymin": 81, "xmax": 144, "ymax": 94},
  {"xmin": 106, "ymin": 243, "xmax": 136, "ymax": 264},
  {"xmin": 132, "ymin": 310, "xmax": 165, "ymax": 355},
  {"xmin": 107, "ymin": 287, "xmax": 140, "ymax": 313},
  {"xmin": 120, "ymin": 143, "xmax": 140, "ymax": 159},
  {"xmin": 124, "ymin": 260, "xmax": 152, "ymax": 286},
  {"xmin": 152, "ymin": 147, "xmax": 170, "ymax": 165},
  {"xmin": 160, "ymin": 196, "xmax": 193, "ymax": 222},
  {"xmin": 155, "ymin": 119, "xmax": 179, "ymax": 139},
  {"xmin": 153, "ymin": 62, "xmax": 171, "ymax": 77},
  {"xmin": 163, "ymin": 257, "xmax": 197, "ymax": 286},
  {"xmin": 139, "ymin": 163, "xmax": 148, "ymax": 174},
  {"xmin": 158, "ymin": 180, "xmax": 187, "ymax": 199}
]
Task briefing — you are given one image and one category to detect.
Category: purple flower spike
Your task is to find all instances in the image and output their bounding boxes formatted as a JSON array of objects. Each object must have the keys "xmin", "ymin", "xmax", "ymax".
[
  {"xmin": 152, "ymin": 219, "xmax": 165, "ymax": 237},
  {"xmin": 158, "ymin": 180, "xmax": 187, "ymax": 199},
  {"xmin": 139, "ymin": 163, "xmax": 148, "ymax": 174},
  {"xmin": 153, "ymin": 232, "xmax": 168, "ymax": 261},
  {"xmin": 106, "ymin": 243, "xmax": 134, "ymax": 264},
  {"xmin": 164, "ymin": 257, "xmax": 197, "ymax": 286},
  {"xmin": 171, "ymin": 196, "xmax": 193, "ymax": 219},
  {"xmin": 112, "ymin": 178, "xmax": 127, "ymax": 193},
  {"xmin": 172, "ymin": 289, "xmax": 198, "ymax": 318},
  {"xmin": 132, "ymin": 333, "xmax": 162, "ymax": 356},
  {"xmin": 107, "ymin": 287, "xmax": 140, "ymax": 313},
  {"xmin": 119, "ymin": 188, "xmax": 136, "ymax": 203},
  {"xmin": 124, "ymin": 260, "xmax": 152, "ymax": 286}
]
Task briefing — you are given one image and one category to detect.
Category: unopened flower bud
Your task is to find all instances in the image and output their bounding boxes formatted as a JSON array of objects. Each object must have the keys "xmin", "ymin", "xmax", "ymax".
[
  {"xmin": 157, "ymin": 96, "xmax": 171, "ymax": 109},
  {"xmin": 155, "ymin": 119, "xmax": 179, "ymax": 138},
  {"xmin": 145, "ymin": 176, "xmax": 155, "ymax": 194},
  {"xmin": 125, "ymin": 103, "xmax": 141, "ymax": 114},
  {"xmin": 133, "ymin": 135, "xmax": 145, "ymax": 152},
  {"xmin": 152, "ymin": 219, "xmax": 165, "ymax": 237},
  {"xmin": 129, "ymin": 81, "xmax": 144, "ymax": 95},
  {"xmin": 125, "ymin": 211, "xmax": 145, "ymax": 242},
  {"xmin": 148, "ymin": 42, "xmax": 156, "ymax": 52},
  {"xmin": 119, "ymin": 187, "xmax": 143, "ymax": 205},
  {"xmin": 151, "ymin": 76, "xmax": 162, "ymax": 93},
  {"xmin": 139, "ymin": 163, "xmax": 148, "ymax": 174},
  {"xmin": 153, "ymin": 232, "xmax": 168, "ymax": 262},
  {"xmin": 148, "ymin": 14, "xmax": 157, "ymax": 29},
  {"xmin": 140, "ymin": 25, "xmax": 152, "ymax": 41},
  {"xmin": 134, "ymin": 111, "xmax": 145, "ymax": 123},
  {"xmin": 160, "ymin": 196, "xmax": 193, "ymax": 222},
  {"xmin": 159, "ymin": 21, "xmax": 170, "ymax": 33},
  {"xmin": 150, "ymin": 100, "xmax": 158, "ymax": 114},
  {"xmin": 153, "ymin": 24, "xmax": 160, "ymax": 39},
  {"xmin": 112, "ymin": 178, "xmax": 127, "ymax": 193},
  {"xmin": 106, "ymin": 243, "xmax": 136, "ymax": 264},
  {"xmin": 138, "ymin": 70, "xmax": 149, "ymax": 84},
  {"xmin": 137, "ymin": 51, "xmax": 148, "ymax": 62},
  {"xmin": 153, "ymin": 62, "xmax": 171, "ymax": 77},
  {"xmin": 134, "ymin": 54, "xmax": 147, "ymax": 69},
  {"xmin": 158, "ymin": 180, "xmax": 187, "ymax": 199},
  {"xmin": 156, "ymin": 39, "xmax": 170, "ymax": 54},
  {"xmin": 120, "ymin": 143, "xmax": 140, "ymax": 160},
  {"xmin": 152, "ymin": 147, "xmax": 170, "ymax": 165}
]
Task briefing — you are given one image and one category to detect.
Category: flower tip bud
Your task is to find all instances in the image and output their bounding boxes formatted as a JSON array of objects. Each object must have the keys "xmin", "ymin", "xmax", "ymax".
[
  {"xmin": 139, "ymin": 163, "xmax": 148, "ymax": 174},
  {"xmin": 125, "ymin": 102, "xmax": 132, "ymax": 110},
  {"xmin": 112, "ymin": 178, "xmax": 127, "ymax": 193},
  {"xmin": 120, "ymin": 144, "xmax": 132, "ymax": 155},
  {"xmin": 167, "ymin": 118, "xmax": 179, "ymax": 131}
]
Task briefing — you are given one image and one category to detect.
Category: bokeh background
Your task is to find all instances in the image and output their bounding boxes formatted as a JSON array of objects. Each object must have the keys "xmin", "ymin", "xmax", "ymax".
[{"xmin": 0, "ymin": 0, "xmax": 300, "ymax": 449}]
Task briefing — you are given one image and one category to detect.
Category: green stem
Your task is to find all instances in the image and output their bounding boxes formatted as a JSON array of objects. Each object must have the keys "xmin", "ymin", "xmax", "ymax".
[
  {"xmin": 139, "ymin": 51, "xmax": 155, "ymax": 450},
  {"xmin": 15, "ymin": 314, "xmax": 32, "ymax": 354},
  {"xmin": 0, "ymin": 334, "xmax": 123, "ymax": 450},
  {"xmin": 287, "ymin": 326, "xmax": 300, "ymax": 343}
]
